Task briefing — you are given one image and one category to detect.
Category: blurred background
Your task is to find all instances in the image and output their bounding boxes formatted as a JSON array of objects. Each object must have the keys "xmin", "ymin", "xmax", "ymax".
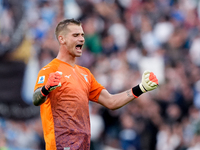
[{"xmin": 1, "ymin": 0, "xmax": 200, "ymax": 149}]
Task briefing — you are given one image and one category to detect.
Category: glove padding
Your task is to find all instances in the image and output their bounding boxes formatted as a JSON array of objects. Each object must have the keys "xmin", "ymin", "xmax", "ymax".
[
  {"xmin": 139, "ymin": 70, "xmax": 158, "ymax": 93},
  {"xmin": 45, "ymin": 71, "xmax": 62, "ymax": 92}
]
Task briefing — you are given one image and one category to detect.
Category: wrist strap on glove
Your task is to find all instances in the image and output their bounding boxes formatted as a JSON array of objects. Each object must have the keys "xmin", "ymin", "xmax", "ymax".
[
  {"xmin": 132, "ymin": 84, "xmax": 143, "ymax": 98},
  {"xmin": 41, "ymin": 86, "xmax": 49, "ymax": 96}
]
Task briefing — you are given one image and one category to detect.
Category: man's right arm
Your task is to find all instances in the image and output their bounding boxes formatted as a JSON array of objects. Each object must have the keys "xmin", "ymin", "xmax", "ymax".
[
  {"xmin": 33, "ymin": 71, "xmax": 62, "ymax": 106},
  {"xmin": 33, "ymin": 87, "xmax": 47, "ymax": 106}
]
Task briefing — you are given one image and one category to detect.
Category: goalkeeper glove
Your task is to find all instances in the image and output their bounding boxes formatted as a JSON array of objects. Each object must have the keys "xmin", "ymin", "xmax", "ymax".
[
  {"xmin": 41, "ymin": 71, "xmax": 62, "ymax": 96},
  {"xmin": 132, "ymin": 70, "xmax": 158, "ymax": 98}
]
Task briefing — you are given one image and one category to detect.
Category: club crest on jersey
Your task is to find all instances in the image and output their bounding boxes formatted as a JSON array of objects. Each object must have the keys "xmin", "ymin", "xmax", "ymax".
[
  {"xmin": 38, "ymin": 76, "xmax": 45, "ymax": 84},
  {"xmin": 81, "ymin": 73, "xmax": 88, "ymax": 82}
]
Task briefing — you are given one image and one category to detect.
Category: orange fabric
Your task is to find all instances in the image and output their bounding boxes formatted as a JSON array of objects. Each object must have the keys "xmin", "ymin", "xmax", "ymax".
[{"xmin": 34, "ymin": 58, "xmax": 105, "ymax": 150}]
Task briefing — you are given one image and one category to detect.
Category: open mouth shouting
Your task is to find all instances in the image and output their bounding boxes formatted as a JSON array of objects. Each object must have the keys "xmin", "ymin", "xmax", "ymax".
[
  {"xmin": 76, "ymin": 44, "xmax": 83, "ymax": 51},
  {"xmin": 74, "ymin": 44, "xmax": 84, "ymax": 56}
]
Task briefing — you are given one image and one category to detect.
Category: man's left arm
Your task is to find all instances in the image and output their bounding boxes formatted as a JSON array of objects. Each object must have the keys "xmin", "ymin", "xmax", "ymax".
[
  {"xmin": 98, "ymin": 88, "xmax": 135, "ymax": 110},
  {"xmin": 98, "ymin": 70, "xmax": 159, "ymax": 110}
]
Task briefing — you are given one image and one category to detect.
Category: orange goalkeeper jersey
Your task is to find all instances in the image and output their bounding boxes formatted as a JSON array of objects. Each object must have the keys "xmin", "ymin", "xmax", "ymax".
[{"xmin": 34, "ymin": 58, "xmax": 105, "ymax": 150}]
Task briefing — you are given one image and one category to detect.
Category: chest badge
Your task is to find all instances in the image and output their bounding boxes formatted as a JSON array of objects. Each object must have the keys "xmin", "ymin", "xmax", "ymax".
[{"xmin": 81, "ymin": 73, "xmax": 88, "ymax": 82}]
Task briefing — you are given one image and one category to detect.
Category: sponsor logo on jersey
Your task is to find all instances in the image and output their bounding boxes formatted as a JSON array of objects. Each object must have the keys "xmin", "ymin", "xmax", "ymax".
[
  {"xmin": 65, "ymin": 75, "xmax": 71, "ymax": 78},
  {"xmin": 38, "ymin": 76, "xmax": 45, "ymax": 84}
]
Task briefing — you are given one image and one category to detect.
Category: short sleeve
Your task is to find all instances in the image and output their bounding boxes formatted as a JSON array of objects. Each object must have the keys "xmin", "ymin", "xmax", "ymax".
[{"xmin": 89, "ymin": 73, "xmax": 105, "ymax": 102}]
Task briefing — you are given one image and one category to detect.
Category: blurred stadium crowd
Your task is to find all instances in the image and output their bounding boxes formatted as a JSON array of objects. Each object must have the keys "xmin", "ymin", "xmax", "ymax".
[{"xmin": 1, "ymin": 0, "xmax": 200, "ymax": 150}]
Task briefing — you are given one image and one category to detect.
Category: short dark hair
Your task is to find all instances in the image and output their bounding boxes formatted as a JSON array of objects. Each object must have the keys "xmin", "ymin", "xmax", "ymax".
[{"xmin": 55, "ymin": 18, "xmax": 81, "ymax": 40}]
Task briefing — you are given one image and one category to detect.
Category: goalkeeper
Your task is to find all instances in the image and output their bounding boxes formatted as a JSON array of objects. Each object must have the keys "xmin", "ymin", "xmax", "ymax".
[{"xmin": 32, "ymin": 18, "xmax": 158, "ymax": 150}]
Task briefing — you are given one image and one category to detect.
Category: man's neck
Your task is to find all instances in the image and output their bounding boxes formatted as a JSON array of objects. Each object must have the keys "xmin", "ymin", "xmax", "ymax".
[{"xmin": 56, "ymin": 52, "xmax": 76, "ymax": 67}]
